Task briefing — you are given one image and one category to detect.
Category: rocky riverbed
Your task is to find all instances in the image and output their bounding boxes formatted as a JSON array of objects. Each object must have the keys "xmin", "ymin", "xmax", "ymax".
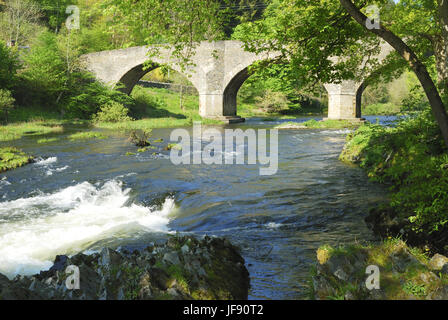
[{"xmin": 0, "ymin": 235, "xmax": 250, "ymax": 300}]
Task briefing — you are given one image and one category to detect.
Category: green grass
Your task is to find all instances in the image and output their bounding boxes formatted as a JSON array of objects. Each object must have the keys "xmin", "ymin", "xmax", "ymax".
[
  {"xmin": 276, "ymin": 119, "xmax": 363, "ymax": 130},
  {"xmin": 238, "ymin": 101, "xmax": 323, "ymax": 119},
  {"xmin": 0, "ymin": 147, "xmax": 33, "ymax": 172},
  {"xmin": 362, "ymin": 103, "xmax": 402, "ymax": 116},
  {"xmin": 37, "ymin": 137, "xmax": 60, "ymax": 144},
  {"xmin": 68, "ymin": 131, "xmax": 107, "ymax": 141},
  {"xmin": 0, "ymin": 121, "xmax": 64, "ymax": 142}
]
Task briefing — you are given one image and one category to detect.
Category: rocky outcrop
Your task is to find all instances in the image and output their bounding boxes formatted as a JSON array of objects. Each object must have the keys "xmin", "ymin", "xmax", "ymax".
[
  {"xmin": 0, "ymin": 236, "xmax": 250, "ymax": 300},
  {"xmin": 311, "ymin": 240, "xmax": 448, "ymax": 300}
]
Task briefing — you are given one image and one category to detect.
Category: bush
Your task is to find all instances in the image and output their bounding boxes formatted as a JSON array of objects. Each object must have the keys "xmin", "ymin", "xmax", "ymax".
[
  {"xmin": 255, "ymin": 90, "xmax": 289, "ymax": 114},
  {"xmin": 0, "ymin": 89, "xmax": 15, "ymax": 122},
  {"xmin": 66, "ymin": 77, "xmax": 135, "ymax": 119},
  {"xmin": 340, "ymin": 110, "xmax": 448, "ymax": 236},
  {"xmin": 363, "ymin": 103, "xmax": 401, "ymax": 115},
  {"xmin": 92, "ymin": 101, "xmax": 133, "ymax": 123}
]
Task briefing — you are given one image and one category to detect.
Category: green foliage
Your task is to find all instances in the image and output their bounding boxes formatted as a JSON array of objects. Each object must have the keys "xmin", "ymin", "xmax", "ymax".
[
  {"xmin": 402, "ymin": 281, "xmax": 427, "ymax": 297},
  {"xmin": 18, "ymin": 31, "xmax": 68, "ymax": 109},
  {"xmin": 104, "ymin": 0, "xmax": 227, "ymax": 65},
  {"xmin": 0, "ymin": 147, "xmax": 33, "ymax": 172},
  {"xmin": 131, "ymin": 86, "xmax": 169, "ymax": 118},
  {"xmin": 68, "ymin": 131, "xmax": 107, "ymax": 140},
  {"xmin": 363, "ymin": 103, "xmax": 401, "ymax": 116},
  {"xmin": 92, "ymin": 101, "xmax": 133, "ymax": 123},
  {"xmin": 0, "ymin": 89, "xmax": 15, "ymax": 122},
  {"xmin": 0, "ymin": 41, "xmax": 19, "ymax": 90},
  {"xmin": 340, "ymin": 110, "xmax": 448, "ymax": 234},
  {"xmin": 66, "ymin": 77, "xmax": 135, "ymax": 118},
  {"xmin": 255, "ymin": 90, "xmax": 289, "ymax": 113}
]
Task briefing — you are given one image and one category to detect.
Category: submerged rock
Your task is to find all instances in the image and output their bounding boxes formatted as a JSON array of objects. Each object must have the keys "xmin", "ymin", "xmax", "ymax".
[{"xmin": 0, "ymin": 236, "xmax": 250, "ymax": 300}]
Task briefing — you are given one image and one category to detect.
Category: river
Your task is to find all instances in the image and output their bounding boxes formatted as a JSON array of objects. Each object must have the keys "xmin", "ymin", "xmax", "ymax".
[{"xmin": 0, "ymin": 116, "xmax": 394, "ymax": 299}]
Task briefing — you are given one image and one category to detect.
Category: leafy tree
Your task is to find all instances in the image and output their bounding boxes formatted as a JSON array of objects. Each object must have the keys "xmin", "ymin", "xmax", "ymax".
[
  {"xmin": 0, "ymin": 0, "xmax": 42, "ymax": 45},
  {"xmin": 0, "ymin": 41, "xmax": 19, "ymax": 89},
  {"xmin": 339, "ymin": 0, "xmax": 448, "ymax": 147},
  {"xmin": 0, "ymin": 88, "xmax": 15, "ymax": 122},
  {"xmin": 20, "ymin": 31, "xmax": 68, "ymax": 108},
  {"xmin": 103, "ymin": 0, "xmax": 228, "ymax": 64},
  {"xmin": 39, "ymin": 0, "xmax": 75, "ymax": 32},
  {"xmin": 231, "ymin": 0, "xmax": 448, "ymax": 146}
]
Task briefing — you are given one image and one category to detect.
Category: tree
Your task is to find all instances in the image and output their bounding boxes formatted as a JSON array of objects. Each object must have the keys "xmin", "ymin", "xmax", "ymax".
[
  {"xmin": 0, "ymin": 89, "xmax": 15, "ymax": 122},
  {"xmin": 339, "ymin": 0, "xmax": 448, "ymax": 147},
  {"xmin": 0, "ymin": 0, "xmax": 42, "ymax": 45},
  {"xmin": 103, "ymin": 0, "xmax": 229, "ymax": 64},
  {"xmin": 232, "ymin": 0, "xmax": 448, "ymax": 147},
  {"xmin": 39, "ymin": 0, "xmax": 74, "ymax": 32},
  {"xmin": 0, "ymin": 40, "xmax": 19, "ymax": 89},
  {"xmin": 20, "ymin": 31, "xmax": 68, "ymax": 108}
]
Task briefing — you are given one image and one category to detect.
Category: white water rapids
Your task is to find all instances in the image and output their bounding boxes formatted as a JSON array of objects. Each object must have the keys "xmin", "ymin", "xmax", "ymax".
[{"xmin": 0, "ymin": 180, "xmax": 175, "ymax": 278}]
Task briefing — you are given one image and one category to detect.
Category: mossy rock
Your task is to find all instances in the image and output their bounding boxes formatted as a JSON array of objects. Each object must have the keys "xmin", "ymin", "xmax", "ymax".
[{"xmin": 310, "ymin": 239, "xmax": 448, "ymax": 300}]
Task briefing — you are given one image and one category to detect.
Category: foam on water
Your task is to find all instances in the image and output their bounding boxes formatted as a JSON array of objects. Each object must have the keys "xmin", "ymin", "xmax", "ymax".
[
  {"xmin": 35, "ymin": 157, "xmax": 58, "ymax": 166},
  {"xmin": 0, "ymin": 180, "xmax": 175, "ymax": 278}
]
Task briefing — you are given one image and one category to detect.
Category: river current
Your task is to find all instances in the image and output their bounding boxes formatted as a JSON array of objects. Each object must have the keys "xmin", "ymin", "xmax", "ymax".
[{"xmin": 0, "ymin": 116, "xmax": 394, "ymax": 299}]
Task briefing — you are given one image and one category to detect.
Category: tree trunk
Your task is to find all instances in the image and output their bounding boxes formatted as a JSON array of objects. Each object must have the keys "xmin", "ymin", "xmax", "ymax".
[
  {"xmin": 356, "ymin": 81, "xmax": 367, "ymax": 118},
  {"xmin": 340, "ymin": 0, "xmax": 448, "ymax": 148},
  {"xmin": 436, "ymin": 0, "xmax": 448, "ymax": 93},
  {"xmin": 433, "ymin": 36, "xmax": 448, "ymax": 94}
]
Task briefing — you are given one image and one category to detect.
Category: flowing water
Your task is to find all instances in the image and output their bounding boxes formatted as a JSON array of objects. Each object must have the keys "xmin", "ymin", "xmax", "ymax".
[{"xmin": 0, "ymin": 116, "xmax": 394, "ymax": 299}]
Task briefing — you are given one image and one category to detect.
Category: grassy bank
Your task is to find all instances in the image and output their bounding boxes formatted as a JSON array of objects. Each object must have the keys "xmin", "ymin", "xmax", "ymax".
[
  {"xmin": 0, "ymin": 147, "xmax": 33, "ymax": 172},
  {"xmin": 339, "ymin": 110, "xmax": 448, "ymax": 253},
  {"xmin": 0, "ymin": 121, "xmax": 64, "ymax": 142},
  {"xmin": 276, "ymin": 119, "xmax": 363, "ymax": 130}
]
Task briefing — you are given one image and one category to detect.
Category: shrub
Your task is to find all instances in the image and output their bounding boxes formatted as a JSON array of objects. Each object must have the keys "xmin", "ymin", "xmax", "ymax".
[
  {"xmin": 0, "ymin": 89, "xmax": 15, "ymax": 122},
  {"xmin": 340, "ymin": 110, "xmax": 448, "ymax": 236},
  {"xmin": 255, "ymin": 90, "xmax": 289, "ymax": 114},
  {"xmin": 92, "ymin": 101, "xmax": 133, "ymax": 123},
  {"xmin": 362, "ymin": 103, "xmax": 401, "ymax": 115}
]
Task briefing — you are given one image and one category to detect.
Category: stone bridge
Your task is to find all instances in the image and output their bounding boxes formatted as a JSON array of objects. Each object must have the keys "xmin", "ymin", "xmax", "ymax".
[{"xmin": 81, "ymin": 40, "xmax": 393, "ymax": 122}]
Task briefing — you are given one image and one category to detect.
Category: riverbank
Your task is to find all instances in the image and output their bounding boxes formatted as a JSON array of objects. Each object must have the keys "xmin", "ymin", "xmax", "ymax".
[
  {"xmin": 339, "ymin": 110, "xmax": 448, "ymax": 253},
  {"xmin": 0, "ymin": 235, "xmax": 250, "ymax": 300},
  {"xmin": 311, "ymin": 239, "xmax": 448, "ymax": 300},
  {"xmin": 309, "ymin": 110, "xmax": 448, "ymax": 299}
]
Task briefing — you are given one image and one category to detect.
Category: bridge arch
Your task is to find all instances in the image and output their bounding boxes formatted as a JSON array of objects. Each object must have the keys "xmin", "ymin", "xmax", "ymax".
[{"xmin": 81, "ymin": 40, "xmax": 394, "ymax": 123}]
